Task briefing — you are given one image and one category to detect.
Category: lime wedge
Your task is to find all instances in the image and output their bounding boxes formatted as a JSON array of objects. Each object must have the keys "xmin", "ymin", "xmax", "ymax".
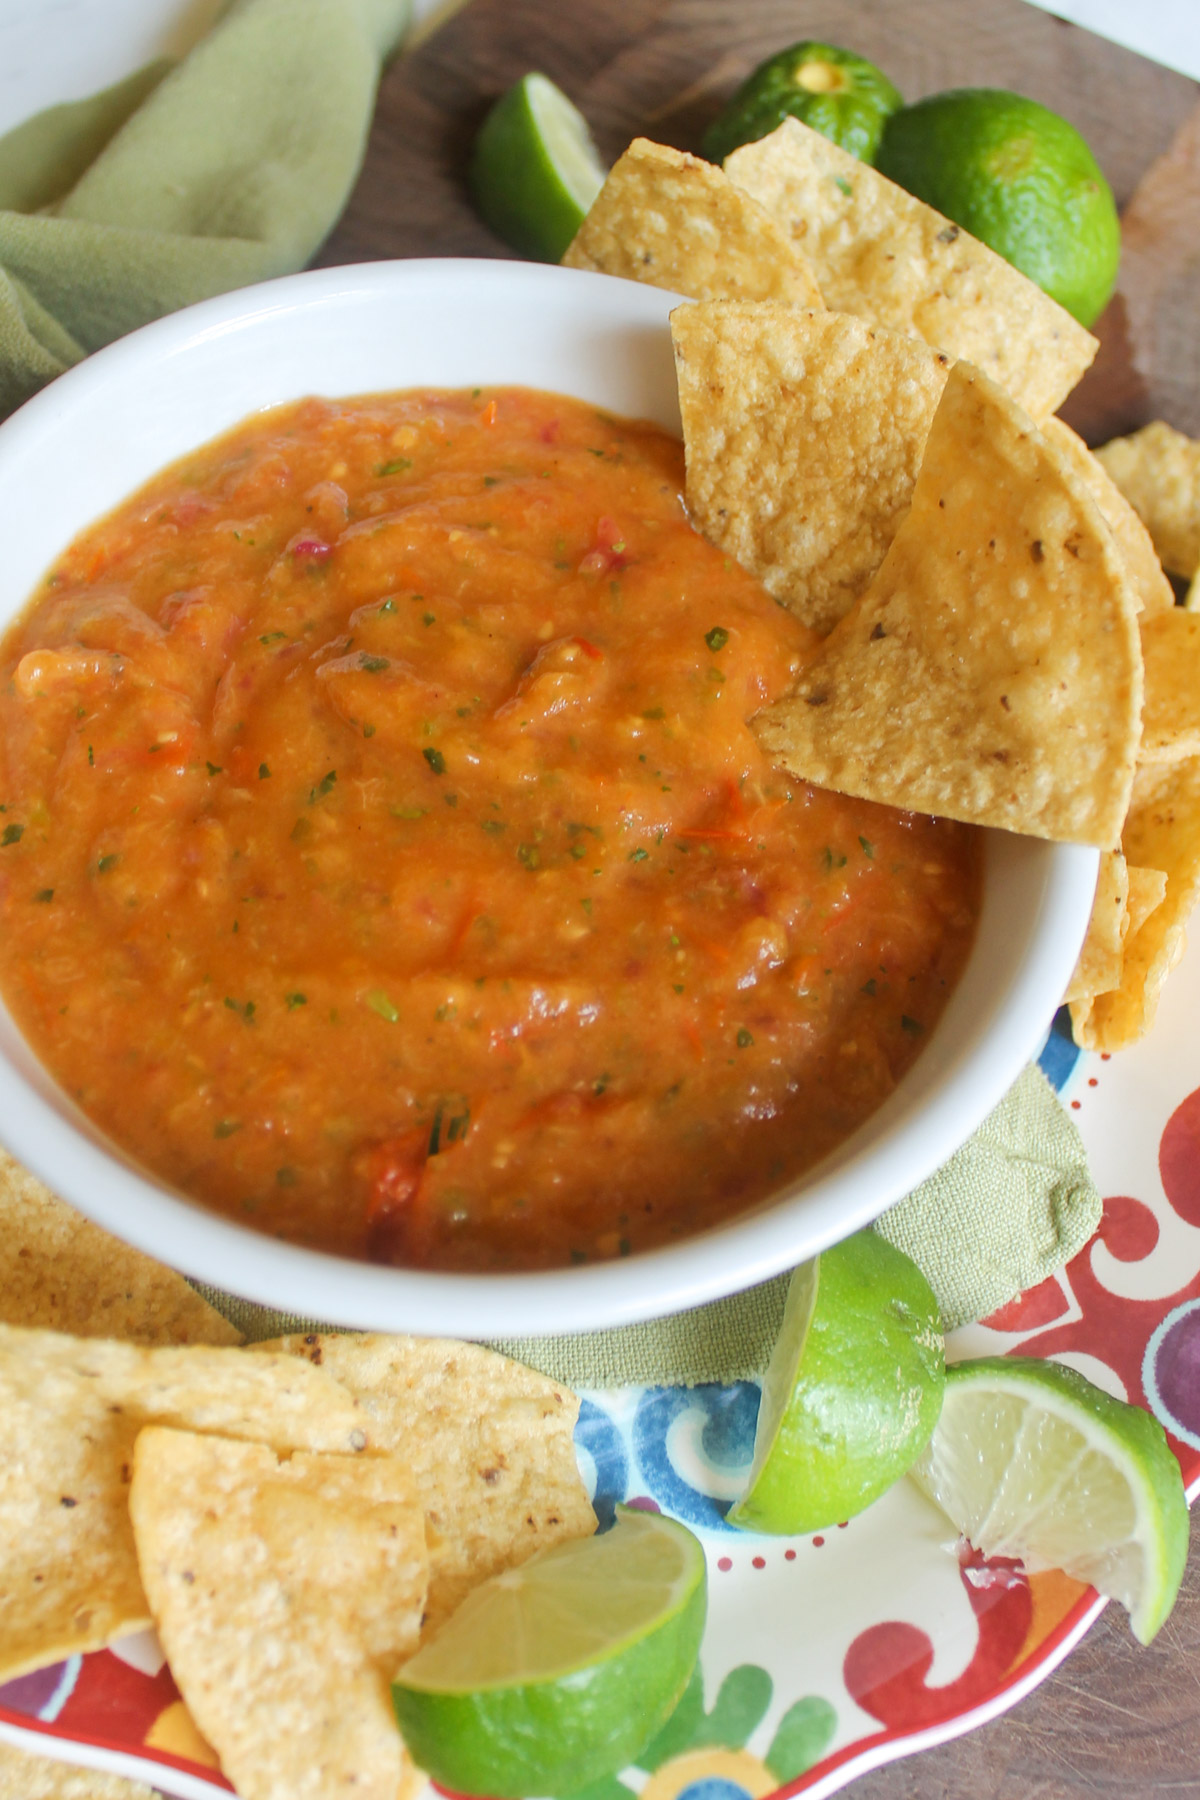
[
  {"xmin": 391, "ymin": 1506, "xmax": 706, "ymax": 1796},
  {"xmin": 469, "ymin": 72, "xmax": 607, "ymax": 263},
  {"xmin": 911, "ymin": 1357, "xmax": 1190, "ymax": 1643},
  {"xmin": 728, "ymin": 1229, "xmax": 945, "ymax": 1534}
]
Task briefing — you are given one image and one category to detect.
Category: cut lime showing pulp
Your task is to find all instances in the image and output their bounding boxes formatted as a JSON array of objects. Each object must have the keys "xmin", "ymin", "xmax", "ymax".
[
  {"xmin": 391, "ymin": 1506, "xmax": 706, "ymax": 1796},
  {"xmin": 469, "ymin": 72, "xmax": 607, "ymax": 263},
  {"xmin": 911, "ymin": 1357, "xmax": 1189, "ymax": 1644},
  {"xmin": 728, "ymin": 1229, "xmax": 944, "ymax": 1535}
]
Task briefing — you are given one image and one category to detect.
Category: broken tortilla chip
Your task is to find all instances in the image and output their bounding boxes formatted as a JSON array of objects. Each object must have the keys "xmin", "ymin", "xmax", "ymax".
[
  {"xmin": 1064, "ymin": 851, "xmax": 1128, "ymax": 1006},
  {"xmin": 0, "ymin": 1738, "xmax": 162, "ymax": 1800},
  {"xmin": 724, "ymin": 118, "xmax": 1096, "ymax": 420},
  {"xmin": 672, "ymin": 300, "xmax": 949, "ymax": 634},
  {"xmin": 752, "ymin": 361, "xmax": 1142, "ymax": 847},
  {"xmin": 0, "ymin": 1149, "xmax": 239, "ymax": 1345},
  {"xmin": 1071, "ymin": 759, "xmax": 1200, "ymax": 1050},
  {"xmin": 130, "ymin": 1428, "xmax": 426, "ymax": 1800},
  {"xmin": 1095, "ymin": 420, "xmax": 1200, "ymax": 578},
  {"xmin": 0, "ymin": 1324, "xmax": 367, "ymax": 1682},
  {"xmin": 1040, "ymin": 418, "xmax": 1175, "ymax": 616},
  {"xmin": 562, "ymin": 137, "xmax": 824, "ymax": 308},
  {"xmin": 1139, "ymin": 607, "xmax": 1200, "ymax": 763},
  {"xmin": 255, "ymin": 1332, "xmax": 595, "ymax": 1636}
]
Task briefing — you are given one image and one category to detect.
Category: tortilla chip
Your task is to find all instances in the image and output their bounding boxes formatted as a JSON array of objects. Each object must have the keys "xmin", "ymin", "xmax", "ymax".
[
  {"xmin": 752, "ymin": 361, "xmax": 1143, "ymax": 847},
  {"xmin": 672, "ymin": 301, "xmax": 949, "ymax": 634},
  {"xmin": 1071, "ymin": 760, "xmax": 1200, "ymax": 1049},
  {"xmin": 1125, "ymin": 864, "xmax": 1171, "ymax": 940},
  {"xmin": 0, "ymin": 1324, "xmax": 368, "ymax": 1682},
  {"xmin": 562, "ymin": 137, "xmax": 824, "ymax": 308},
  {"xmin": 0, "ymin": 1739, "xmax": 161, "ymax": 1800},
  {"xmin": 1040, "ymin": 419, "xmax": 1175, "ymax": 616},
  {"xmin": 724, "ymin": 118, "xmax": 1097, "ymax": 420},
  {"xmin": 1139, "ymin": 607, "xmax": 1200, "ymax": 763},
  {"xmin": 1069, "ymin": 863, "xmax": 1168, "ymax": 1046},
  {"xmin": 1095, "ymin": 420, "xmax": 1200, "ymax": 577},
  {"xmin": 1064, "ymin": 852, "xmax": 1129, "ymax": 1005},
  {"xmin": 0, "ymin": 1150, "xmax": 239, "ymax": 1345},
  {"xmin": 1187, "ymin": 564, "xmax": 1200, "ymax": 611},
  {"xmin": 256, "ymin": 1332, "xmax": 595, "ymax": 1635},
  {"xmin": 130, "ymin": 1428, "xmax": 425, "ymax": 1800}
]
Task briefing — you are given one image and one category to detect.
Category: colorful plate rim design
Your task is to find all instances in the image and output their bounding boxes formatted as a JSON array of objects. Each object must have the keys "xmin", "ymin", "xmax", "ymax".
[{"xmin": 2, "ymin": 976, "xmax": 1199, "ymax": 1799}]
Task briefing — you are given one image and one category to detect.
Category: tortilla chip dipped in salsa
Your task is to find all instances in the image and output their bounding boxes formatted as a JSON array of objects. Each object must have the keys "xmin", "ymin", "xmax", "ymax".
[
  {"xmin": 0, "ymin": 385, "xmax": 981, "ymax": 1272},
  {"xmin": 130, "ymin": 1429, "xmax": 428, "ymax": 1800},
  {"xmin": 752, "ymin": 362, "xmax": 1142, "ymax": 848},
  {"xmin": 672, "ymin": 300, "xmax": 949, "ymax": 635},
  {"xmin": 562, "ymin": 137, "xmax": 824, "ymax": 307},
  {"xmin": 722, "ymin": 118, "xmax": 1097, "ymax": 421}
]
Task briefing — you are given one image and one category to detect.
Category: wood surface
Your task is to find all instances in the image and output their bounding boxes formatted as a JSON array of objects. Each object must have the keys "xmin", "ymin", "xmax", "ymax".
[
  {"xmin": 320, "ymin": 0, "xmax": 1200, "ymax": 441},
  {"xmin": 318, "ymin": 4, "xmax": 1200, "ymax": 1795}
]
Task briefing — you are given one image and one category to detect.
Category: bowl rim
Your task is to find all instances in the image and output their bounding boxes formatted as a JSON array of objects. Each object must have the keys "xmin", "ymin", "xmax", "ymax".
[{"xmin": 0, "ymin": 258, "xmax": 1099, "ymax": 1338}]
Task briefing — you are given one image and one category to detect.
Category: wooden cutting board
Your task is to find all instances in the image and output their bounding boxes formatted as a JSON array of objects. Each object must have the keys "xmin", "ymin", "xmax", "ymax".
[
  {"xmin": 319, "ymin": 0, "xmax": 1200, "ymax": 444},
  {"xmin": 319, "ymin": 7, "xmax": 1200, "ymax": 1797}
]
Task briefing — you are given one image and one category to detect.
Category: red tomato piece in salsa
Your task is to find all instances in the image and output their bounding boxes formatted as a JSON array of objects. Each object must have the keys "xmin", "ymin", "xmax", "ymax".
[{"xmin": 0, "ymin": 388, "xmax": 980, "ymax": 1271}]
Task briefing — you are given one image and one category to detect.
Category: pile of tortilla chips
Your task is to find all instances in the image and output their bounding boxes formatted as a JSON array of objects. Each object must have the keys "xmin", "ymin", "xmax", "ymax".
[
  {"xmin": 564, "ymin": 122, "xmax": 1200, "ymax": 1053},
  {"xmin": 0, "ymin": 1159, "xmax": 595, "ymax": 1800}
]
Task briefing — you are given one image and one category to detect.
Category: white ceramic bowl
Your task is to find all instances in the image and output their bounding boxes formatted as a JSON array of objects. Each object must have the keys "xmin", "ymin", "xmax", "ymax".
[{"xmin": 0, "ymin": 260, "xmax": 1097, "ymax": 1337}]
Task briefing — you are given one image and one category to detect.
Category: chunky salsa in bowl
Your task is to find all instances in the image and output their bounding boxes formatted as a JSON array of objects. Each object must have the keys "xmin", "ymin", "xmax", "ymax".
[{"xmin": 0, "ymin": 264, "xmax": 1096, "ymax": 1331}]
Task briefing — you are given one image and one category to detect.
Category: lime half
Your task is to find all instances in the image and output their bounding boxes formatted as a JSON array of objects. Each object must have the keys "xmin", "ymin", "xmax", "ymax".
[
  {"xmin": 391, "ymin": 1506, "xmax": 706, "ymax": 1796},
  {"xmin": 911, "ymin": 1357, "xmax": 1189, "ymax": 1644},
  {"xmin": 729, "ymin": 1229, "xmax": 945, "ymax": 1535},
  {"xmin": 469, "ymin": 72, "xmax": 606, "ymax": 263}
]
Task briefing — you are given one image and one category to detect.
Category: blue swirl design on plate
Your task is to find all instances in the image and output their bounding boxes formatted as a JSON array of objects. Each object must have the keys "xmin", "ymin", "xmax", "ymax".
[
  {"xmin": 631, "ymin": 1383, "xmax": 761, "ymax": 1532},
  {"xmin": 1038, "ymin": 1005, "xmax": 1081, "ymax": 1092},
  {"xmin": 575, "ymin": 1396, "xmax": 630, "ymax": 1530}
]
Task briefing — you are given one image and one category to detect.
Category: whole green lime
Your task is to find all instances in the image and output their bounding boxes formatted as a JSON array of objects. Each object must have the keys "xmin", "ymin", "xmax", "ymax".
[
  {"xmin": 702, "ymin": 42, "xmax": 903, "ymax": 167},
  {"xmin": 875, "ymin": 89, "xmax": 1119, "ymax": 326},
  {"xmin": 728, "ymin": 1229, "xmax": 944, "ymax": 1535}
]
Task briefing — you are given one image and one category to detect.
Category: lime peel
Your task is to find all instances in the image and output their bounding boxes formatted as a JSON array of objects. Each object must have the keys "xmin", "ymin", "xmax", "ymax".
[
  {"xmin": 702, "ymin": 42, "xmax": 903, "ymax": 167},
  {"xmin": 729, "ymin": 1230, "xmax": 945, "ymax": 1535},
  {"xmin": 911, "ymin": 1356, "xmax": 1189, "ymax": 1644},
  {"xmin": 391, "ymin": 1506, "xmax": 706, "ymax": 1797},
  {"xmin": 469, "ymin": 73, "xmax": 606, "ymax": 264},
  {"xmin": 875, "ymin": 88, "xmax": 1119, "ymax": 325}
]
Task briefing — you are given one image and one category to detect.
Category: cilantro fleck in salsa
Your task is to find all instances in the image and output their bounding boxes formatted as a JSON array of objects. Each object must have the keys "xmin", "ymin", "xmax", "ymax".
[{"xmin": 0, "ymin": 388, "xmax": 980, "ymax": 1271}]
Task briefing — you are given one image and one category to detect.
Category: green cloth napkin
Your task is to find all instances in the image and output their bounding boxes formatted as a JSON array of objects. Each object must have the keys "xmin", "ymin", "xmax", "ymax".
[
  {"xmin": 0, "ymin": 0, "xmax": 410, "ymax": 418},
  {"xmin": 195, "ymin": 1064, "xmax": 1101, "ymax": 1385}
]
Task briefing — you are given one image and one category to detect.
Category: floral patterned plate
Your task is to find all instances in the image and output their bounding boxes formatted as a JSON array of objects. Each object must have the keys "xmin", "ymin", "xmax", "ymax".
[{"xmin": 2, "ymin": 941, "xmax": 1198, "ymax": 1800}]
